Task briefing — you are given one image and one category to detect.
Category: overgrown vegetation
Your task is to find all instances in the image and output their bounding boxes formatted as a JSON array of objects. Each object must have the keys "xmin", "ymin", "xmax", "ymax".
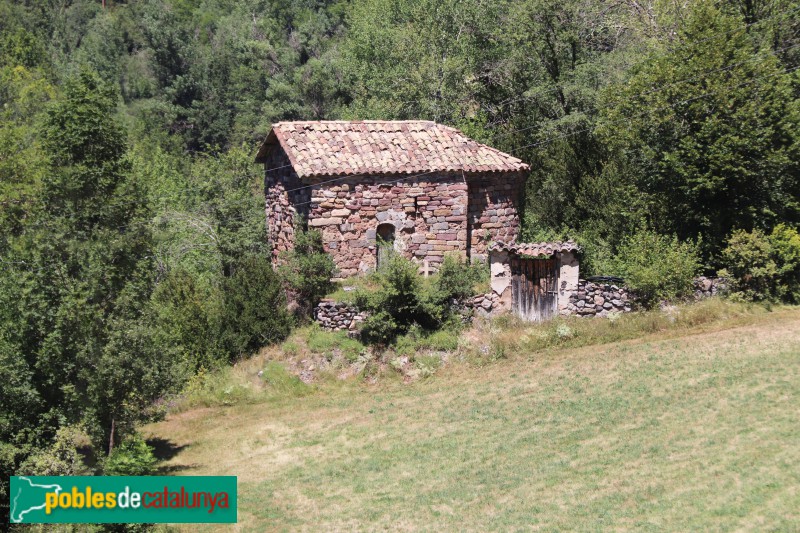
[
  {"xmin": 603, "ymin": 230, "xmax": 703, "ymax": 307},
  {"xmin": 354, "ymin": 254, "xmax": 484, "ymax": 344},
  {"xmin": 279, "ymin": 222, "xmax": 336, "ymax": 317},
  {"xmin": 720, "ymin": 224, "xmax": 800, "ymax": 302}
]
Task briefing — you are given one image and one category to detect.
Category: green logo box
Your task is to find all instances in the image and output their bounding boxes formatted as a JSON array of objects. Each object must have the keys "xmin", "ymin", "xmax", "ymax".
[{"xmin": 10, "ymin": 476, "xmax": 237, "ymax": 524}]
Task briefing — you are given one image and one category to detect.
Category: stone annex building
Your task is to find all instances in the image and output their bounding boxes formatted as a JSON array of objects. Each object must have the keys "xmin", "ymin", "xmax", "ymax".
[{"xmin": 255, "ymin": 120, "xmax": 529, "ymax": 278}]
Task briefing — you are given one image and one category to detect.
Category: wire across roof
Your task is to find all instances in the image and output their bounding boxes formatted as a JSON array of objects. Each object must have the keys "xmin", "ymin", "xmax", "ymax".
[
  {"xmin": 489, "ymin": 241, "xmax": 580, "ymax": 257},
  {"xmin": 255, "ymin": 120, "xmax": 529, "ymax": 178}
]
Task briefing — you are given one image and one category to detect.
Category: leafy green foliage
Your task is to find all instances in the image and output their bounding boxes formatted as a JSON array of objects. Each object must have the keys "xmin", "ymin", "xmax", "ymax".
[
  {"xmin": 103, "ymin": 434, "xmax": 157, "ymax": 476},
  {"xmin": 3, "ymin": 0, "xmax": 800, "ymax": 513},
  {"xmin": 223, "ymin": 256, "xmax": 293, "ymax": 357},
  {"xmin": 279, "ymin": 222, "xmax": 336, "ymax": 316},
  {"xmin": 432, "ymin": 254, "xmax": 487, "ymax": 304},
  {"xmin": 17, "ymin": 426, "xmax": 91, "ymax": 477},
  {"xmin": 150, "ymin": 268, "xmax": 227, "ymax": 371},
  {"xmin": 602, "ymin": 3, "xmax": 800, "ymax": 260},
  {"xmin": 610, "ymin": 230, "xmax": 702, "ymax": 307},
  {"xmin": 355, "ymin": 254, "xmax": 479, "ymax": 344},
  {"xmin": 719, "ymin": 224, "xmax": 800, "ymax": 303},
  {"xmin": 355, "ymin": 254, "xmax": 433, "ymax": 344}
]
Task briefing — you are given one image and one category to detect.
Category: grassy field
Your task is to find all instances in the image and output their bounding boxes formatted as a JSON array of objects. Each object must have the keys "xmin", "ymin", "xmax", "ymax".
[{"xmin": 147, "ymin": 306, "xmax": 800, "ymax": 531}]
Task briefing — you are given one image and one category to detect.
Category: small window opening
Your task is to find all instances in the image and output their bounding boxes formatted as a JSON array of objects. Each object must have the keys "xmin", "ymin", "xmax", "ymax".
[{"xmin": 376, "ymin": 223, "xmax": 395, "ymax": 270}]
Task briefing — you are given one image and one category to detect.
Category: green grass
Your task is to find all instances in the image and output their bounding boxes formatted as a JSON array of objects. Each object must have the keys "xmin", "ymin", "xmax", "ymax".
[
  {"xmin": 304, "ymin": 326, "xmax": 365, "ymax": 363},
  {"xmin": 393, "ymin": 326, "xmax": 461, "ymax": 357},
  {"xmin": 147, "ymin": 305, "xmax": 800, "ymax": 531}
]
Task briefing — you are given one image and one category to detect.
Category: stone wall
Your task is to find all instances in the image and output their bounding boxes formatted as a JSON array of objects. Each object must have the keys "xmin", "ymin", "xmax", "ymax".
[
  {"xmin": 467, "ymin": 175, "xmax": 526, "ymax": 262},
  {"xmin": 562, "ymin": 277, "xmax": 728, "ymax": 318},
  {"xmin": 693, "ymin": 276, "xmax": 728, "ymax": 299},
  {"xmin": 265, "ymin": 149, "xmax": 526, "ymax": 278},
  {"xmin": 316, "ymin": 276, "xmax": 731, "ymax": 330},
  {"xmin": 467, "ymin": 292, "xmax": 500, "ymax": 317},
  {"xmin": 563, "ymin": 280, "xmax": 633, "ymax": 317},
  {"xmin": 314, "ymin": 300, "xmax": 366, "ymax": 332},
  {"xmin": 308, "ymin": 173, "xmax": 468, "ymax": 278},
  {"xmin": 314, "ymin": 295, "xmax": 500, "ymax": 331},
  {"xmin": 262, "ymin": 150, "xmax": 311, "ymax": 263}
]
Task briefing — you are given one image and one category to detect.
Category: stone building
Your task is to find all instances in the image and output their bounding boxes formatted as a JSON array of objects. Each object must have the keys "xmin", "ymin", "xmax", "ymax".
[{"xmin": 256, "ymin": 120, "xmax": 529, "ymax": 278}]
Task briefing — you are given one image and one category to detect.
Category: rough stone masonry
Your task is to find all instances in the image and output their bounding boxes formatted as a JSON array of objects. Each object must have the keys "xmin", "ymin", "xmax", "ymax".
[{"xmin": 256, "ymin": 121, "xmax": 529, "ymax": 278}]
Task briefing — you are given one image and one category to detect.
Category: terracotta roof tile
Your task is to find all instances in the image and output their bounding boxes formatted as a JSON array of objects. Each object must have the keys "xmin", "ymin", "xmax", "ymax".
[
  {"xmin": 255, "ymin": 120, "xmax": 529, "ymax": 178},
  {"xmin": 489, "ymin": 241, "xmax": 580, "ymax": 257}
]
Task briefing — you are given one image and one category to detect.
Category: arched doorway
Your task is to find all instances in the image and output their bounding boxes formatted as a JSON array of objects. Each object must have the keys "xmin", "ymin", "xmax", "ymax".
[{"xmin": 376, "ymin": 223, "xmax": 395, "ymax": 270}]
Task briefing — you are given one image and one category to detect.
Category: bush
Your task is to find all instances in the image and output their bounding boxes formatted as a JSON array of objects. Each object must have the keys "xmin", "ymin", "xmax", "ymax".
[
  {"xmin": 354, "ymin": 254, "xmax": 438, "ymax": 344},
  {"xmin": 223, "ymin": 255, "xmax": 293, "ymax": 357},
  {"xmin": 432, "ymin": 254, "xmax": 488, "ymax": 304},
  {"xmin": 103, "ymin": 434, "xmax": 157, "ymax": 476},
  {"xmin": 279, "ymin": 222, "xmax": 336, "ymax": 316},
  {"xmin": 355, "ymin": 254, "xmax": 484, "ymax": 344},
  {"xmin": 151, "ymin": 268, "xmax": 227, "ymax": 371},
  {"xmin": 719, "ymin": 224, "xmax": 800, "ymax": 302},
  {"xmin": 612, "ymin": 230, "xmax": 701, "ymax": 307},
  {"xmin": 18, "ymin": 426, "xmax": 90, "ymax": 476}
]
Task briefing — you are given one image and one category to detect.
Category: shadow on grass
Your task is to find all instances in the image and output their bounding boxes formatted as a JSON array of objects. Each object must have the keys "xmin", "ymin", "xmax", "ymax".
[
  {"xmin": 146, "ymin": 437, "xmax": 196, "ymax": 474},
  {"xmin": 147, "ymin": 436, "xmax": 188, "ymax": 461}
]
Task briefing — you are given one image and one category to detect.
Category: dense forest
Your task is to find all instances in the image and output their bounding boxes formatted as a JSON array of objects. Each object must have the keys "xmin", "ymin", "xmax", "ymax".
[{"xmin": 2, "ymin": 0, "xmax": 800, "ymax": 517}]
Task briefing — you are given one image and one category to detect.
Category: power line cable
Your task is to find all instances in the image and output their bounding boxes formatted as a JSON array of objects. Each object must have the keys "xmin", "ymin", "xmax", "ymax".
[{"xmin": 5, "ymin": 59, "xmax": 796, "ymax": 276}]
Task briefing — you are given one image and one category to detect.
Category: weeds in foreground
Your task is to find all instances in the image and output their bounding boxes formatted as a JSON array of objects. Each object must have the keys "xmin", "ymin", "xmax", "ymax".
[
  {"xmin": 174, "ymin": 298, "xmax": 775, "ymax": 411},
  {"xmin": 474, "ymin": 298, "xmax": 768, "ymax": 364}
]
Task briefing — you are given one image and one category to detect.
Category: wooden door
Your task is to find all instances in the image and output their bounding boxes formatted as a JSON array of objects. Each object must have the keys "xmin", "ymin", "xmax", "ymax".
[{"xmin": 511, "ymin": 257, "xmax": 559, "ymax": 321}]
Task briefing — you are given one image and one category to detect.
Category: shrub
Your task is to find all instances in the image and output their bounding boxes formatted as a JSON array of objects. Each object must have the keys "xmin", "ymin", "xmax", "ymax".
[
  {"xmin": 719, "ymin": 224, "xmax": 800, "ymax": 302},
  {"xmin": 354, "ymin": 255, "xmax": 437, "ymax": 344},
  {"xmin": 279, "ymin": 221, "xmax": 336, "ymax": 316},
  {"xmin": 432, "ymin": 254, "xmax": 487, "ymax": 304},
  {"xmin": 222, "ymin": 255, "xmax": 293, "ymax": 357},
  {"xmin": 612, "ymin": 230, "xmax": 701, "ymax": 307},
  {"xmin": 151, "ymin": 268, "xmax": 227, "ymax": 371},
  {"xmin": 770, "ymin": 224, "xmax": 800, "ymax": 302},
  {"xmin": 18, "ymin": 426, "xmax": 91, "ymax": 476},
  {"xmin": 355, "ymin": 254, "xmax": 482, "ymax": 345},
  {"xmin": 103, "ymin": 434, "xmax": 157, "ymax": 476}
]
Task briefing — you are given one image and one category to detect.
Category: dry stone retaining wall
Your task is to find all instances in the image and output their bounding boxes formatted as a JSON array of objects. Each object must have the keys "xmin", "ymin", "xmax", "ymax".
[
  {"xmin": 314, "ymin": 293, "xmax": 499, "ymax": 332},
  {"xmin": 564, "ymin": 280, "xmax": 633, "ymax": 318},
  {"xmin": 315, "ymin": 276, "xmax": 729, "ymax": 330},
  {"xmin": 693, "ymin": 276, "xmax": 728, "ymax": 299},
  {"xmin": 314, "ymin": 300, "xmax": 366, "ymax": 332}
]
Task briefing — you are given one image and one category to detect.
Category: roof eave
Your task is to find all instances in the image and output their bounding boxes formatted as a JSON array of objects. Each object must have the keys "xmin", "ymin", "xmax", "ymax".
[{"xmin": 254, "ymin": 129, "xmax": 281, "ymax": 163}]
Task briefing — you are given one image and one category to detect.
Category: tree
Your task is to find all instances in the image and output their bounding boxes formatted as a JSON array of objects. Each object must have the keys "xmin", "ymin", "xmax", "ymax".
[
  {"xmin": 222, "ymin": 255, "xmax": 293, "ymax": 358},
  {"xmin": 602, "ymin": 2, "xmax": 800, "ymax": 261},
  {"xmin": 279, "ymin": 221, "xmax": 336, "ymax": 317},
  {"xmin": 5, "ymin": 68, "xmax": 167, "ymax": 455}
]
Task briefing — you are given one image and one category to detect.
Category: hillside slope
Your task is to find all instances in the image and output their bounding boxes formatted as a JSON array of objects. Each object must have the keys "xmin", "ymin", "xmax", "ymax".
[{"xmin": 147, "ymin": 310, "xmax": 800, "ymax": 531}]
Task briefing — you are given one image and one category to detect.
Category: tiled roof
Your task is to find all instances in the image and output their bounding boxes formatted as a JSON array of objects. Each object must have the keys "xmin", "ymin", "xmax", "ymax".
[
  {"xmin": 489, "ymin": 241, "xmax": 580, "ymax": 257},
  {"xmin": 255, "ymin": 120, "xmax": 529, "ymax": 178}
]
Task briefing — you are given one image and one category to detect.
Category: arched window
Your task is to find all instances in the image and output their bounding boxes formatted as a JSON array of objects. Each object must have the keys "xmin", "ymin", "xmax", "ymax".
[{"xmin": 376, "ymin": 223, "xmax": 395, "ymax": 270}]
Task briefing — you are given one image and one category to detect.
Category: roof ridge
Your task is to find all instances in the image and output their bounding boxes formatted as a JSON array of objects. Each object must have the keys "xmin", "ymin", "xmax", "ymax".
[
  {"xmin": 273, "ymin": 120, "xmax": 437, "ymax": 125},
  {"xmin": 256, "ymin": 120, "xmax": 530, "ymax": 177}
]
